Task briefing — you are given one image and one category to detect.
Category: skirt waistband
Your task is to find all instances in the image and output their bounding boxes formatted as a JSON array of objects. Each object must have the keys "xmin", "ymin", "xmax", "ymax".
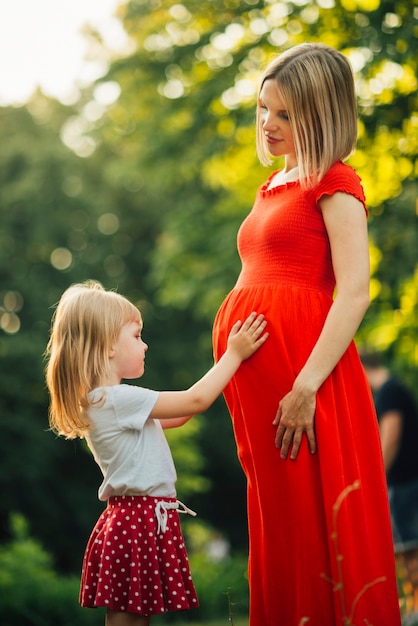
[{"xmin": 107, "ymin": 495, "xmax": 197, "ymax": 534}]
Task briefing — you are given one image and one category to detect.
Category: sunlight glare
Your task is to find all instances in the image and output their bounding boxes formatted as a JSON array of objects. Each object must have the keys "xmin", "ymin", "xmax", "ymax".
[{"xmin": 0, "ymin": 0, "xmax": 127, "ymax": 105}]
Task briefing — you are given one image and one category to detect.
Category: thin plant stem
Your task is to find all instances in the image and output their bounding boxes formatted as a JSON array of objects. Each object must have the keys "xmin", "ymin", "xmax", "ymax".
[
  {"xmin": 225, "ymin": 587, "xmax": 235, "ymax": 625},
  {"xmin": 320, "ymin": 479, "xmax": 386, "ymax": 625}
]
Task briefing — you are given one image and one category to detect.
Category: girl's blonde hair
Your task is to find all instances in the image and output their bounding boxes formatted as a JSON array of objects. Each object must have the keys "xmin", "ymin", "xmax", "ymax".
[
  {"xmin": 256, "ymin": 43, "xmax": 358, "ymax": 188},
  {"xmin": 45, "ymin": 280, "xmax": 140, "ymax": 439}
]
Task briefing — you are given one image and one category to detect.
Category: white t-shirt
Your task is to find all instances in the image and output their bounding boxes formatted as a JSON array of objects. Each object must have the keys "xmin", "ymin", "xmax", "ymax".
[{"xmin": 85, "ymin": 384, "xmax": 177, "ymax": 501}]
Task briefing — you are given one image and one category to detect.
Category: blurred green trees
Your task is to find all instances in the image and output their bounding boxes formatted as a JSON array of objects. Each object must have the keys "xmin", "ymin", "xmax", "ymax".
[
  {"xmin": 0, "ymin": 0, "xmax": 416, "ymax": 586},
  {"xmin": 0, "ymin": 514, "xmax": 103, "ymax": 625},
  {"xmin": 0, "ymin": 514, "xmax": 249, "ymax": 623},
  {"xmin": 92, "ymin": 0, "xmax": 417, "ymax": 372}
]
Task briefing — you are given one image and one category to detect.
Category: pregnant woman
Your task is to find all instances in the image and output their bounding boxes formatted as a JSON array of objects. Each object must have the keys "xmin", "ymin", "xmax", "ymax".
[{"xmin": 213, "ymin": 43, "xmax": 401, "ymax": 626}]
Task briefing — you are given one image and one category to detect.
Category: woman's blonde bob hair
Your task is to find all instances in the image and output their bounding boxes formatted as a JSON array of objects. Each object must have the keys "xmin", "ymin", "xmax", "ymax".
[
  {"xmin": 45, "ymin": 280, "xmax": 140, "ymax": 439},
  {"xmin": 256, "ymin": 43, "xmax": 358, "ymax": 188}
]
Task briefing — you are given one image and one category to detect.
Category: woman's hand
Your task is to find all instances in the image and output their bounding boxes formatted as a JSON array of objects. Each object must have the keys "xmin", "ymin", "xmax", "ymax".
[{"xmin": 273, "ymin": 385, "xmax": 317, "ymax": 460}]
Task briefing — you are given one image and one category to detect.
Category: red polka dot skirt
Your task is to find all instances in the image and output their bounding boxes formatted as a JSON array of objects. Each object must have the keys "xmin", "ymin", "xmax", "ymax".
[{"xmin": 79, "ymin": 495, "xmax": 199, "ymax": 615}]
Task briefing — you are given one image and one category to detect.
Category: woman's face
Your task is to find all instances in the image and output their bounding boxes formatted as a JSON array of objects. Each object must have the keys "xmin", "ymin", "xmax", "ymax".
[{"xmin": 258, "ymin": 79, "xmax": 297, "ymax": 169}]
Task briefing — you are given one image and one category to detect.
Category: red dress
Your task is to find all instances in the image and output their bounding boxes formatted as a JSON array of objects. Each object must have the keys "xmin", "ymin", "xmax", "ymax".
[{"xmin": 213, "ymin": 162, "xmax": 401, "ymax": 626}]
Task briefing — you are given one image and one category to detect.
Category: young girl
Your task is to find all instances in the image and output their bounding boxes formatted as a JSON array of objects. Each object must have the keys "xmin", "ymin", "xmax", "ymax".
[{"xmin": 45, "ymin": 280, "xmax": 268, "ymax": 626}]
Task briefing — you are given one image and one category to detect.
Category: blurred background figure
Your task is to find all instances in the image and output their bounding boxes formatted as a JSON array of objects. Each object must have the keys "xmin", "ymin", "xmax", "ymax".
[{"xmin": 361, "ymin": 352, "xmax": 418, "ymax": 624}]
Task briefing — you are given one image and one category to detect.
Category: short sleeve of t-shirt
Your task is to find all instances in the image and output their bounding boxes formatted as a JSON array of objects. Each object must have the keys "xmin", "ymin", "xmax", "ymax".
[
  {"xmin": 111, "ymin": 384, "xmax": 159, "ymax": 430},
  {"xmin": 374, "ymin": 378, "xmax": 418, "ymax": 485},
  {"xmin": 89, "ymin": 384, "xmax": 159, "ymax": 431},
  {"xmin": 375, "ymin": 378, "xmax": 409, "ymax": 418}
]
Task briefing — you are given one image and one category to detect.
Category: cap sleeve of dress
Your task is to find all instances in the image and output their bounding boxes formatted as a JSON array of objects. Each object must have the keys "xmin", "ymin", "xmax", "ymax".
[{"xmin": 313, "ymin": 161, "xmax": 368, "ymax": 216}]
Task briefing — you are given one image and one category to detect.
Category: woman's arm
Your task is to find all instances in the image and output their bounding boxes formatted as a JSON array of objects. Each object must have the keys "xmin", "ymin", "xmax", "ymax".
[
  {"xmin": 273, "ymin": 191, "xmax": 370, "ymax": 460},
  {"xmin": 150, "ymin": 312, "xmax": 268, "ymax": 421}
]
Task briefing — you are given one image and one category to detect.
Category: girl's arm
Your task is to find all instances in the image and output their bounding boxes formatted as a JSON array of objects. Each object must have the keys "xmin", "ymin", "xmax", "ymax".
[
  {"xmin": 273, "ymin": 191, "xmax": 370, "ymax": 460},
  {"xmin": 150, "ymin": 312, "xmax": 268, "ymax": 421},
  {"xmin": 160, "ymin": 416, "xmax": 193, "ymax": 430}
]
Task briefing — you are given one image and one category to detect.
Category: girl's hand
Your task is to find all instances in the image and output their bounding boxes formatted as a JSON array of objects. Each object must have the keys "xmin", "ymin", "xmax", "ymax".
[
  {"xmin": 227, "ymin": 312, "xmax": 269, "ymax": 361},
  {"xmin": 151, "ymin": 313, "xmax": 268, "ymax": 421},
  {"xmin": 273, "ymin": 385, "xmax": 317, "ymax": 460}
]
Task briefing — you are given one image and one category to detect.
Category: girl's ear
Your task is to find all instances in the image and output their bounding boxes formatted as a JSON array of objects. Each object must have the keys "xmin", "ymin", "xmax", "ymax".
[{"xmin": 109, "ymin": 345, "xmax": 115, "ymax": 358}]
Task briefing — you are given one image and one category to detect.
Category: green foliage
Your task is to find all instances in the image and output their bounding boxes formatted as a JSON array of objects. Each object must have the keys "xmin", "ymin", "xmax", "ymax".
[
  {"xmin": 98, "ymin": 0, "xmax": 417, "ymax": 359},
  {"xmin": 0, "ymin": 514, "xmax": 103, "ymax": 626},
  {"xmin": 153, "ymin": 549, "xmax": 249, "ymax": 623},
  {"xmin": 165, "ymin": 416, "xmax": 210, "ymax": 497},
  {"xmin": 0, "ymin": 0, "xmax": 416, "ymax": 580},
  {"xmin": 187, "ymin": 552, "xmax": 249, "ymax": 620},
  {"xmin": 0, "ymin": 100, "xmax": 205, "ymax": 570},
  {"xmin": 358, "ymin": 180, "xmax": 418, "ymax": 387},
  {"xmin": 0, "ymin": 513, "xmax": 248, "ymax": 625}
]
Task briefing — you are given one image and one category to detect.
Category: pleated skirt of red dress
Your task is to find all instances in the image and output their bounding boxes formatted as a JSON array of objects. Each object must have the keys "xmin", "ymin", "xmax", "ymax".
[
  {"xmin": 213, "ymin": 284, "xmax": 401, "ymax": 626},
  {"xmin": 79, "ymin": 495, "xmax": 199, "ymax": 616}
]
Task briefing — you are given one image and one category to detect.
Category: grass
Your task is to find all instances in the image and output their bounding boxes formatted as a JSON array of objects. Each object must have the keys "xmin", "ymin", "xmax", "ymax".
[
  {"xmin": 182, "ymin": 622, "xmax": 247, "ymax": 626},
  {"xmin": 152, "ymin": 617, "xmax": 248, "ymax": 626}
]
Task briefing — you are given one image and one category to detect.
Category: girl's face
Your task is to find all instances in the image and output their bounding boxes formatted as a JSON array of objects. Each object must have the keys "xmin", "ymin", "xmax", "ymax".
[
  {"xmin": 108, "ymin": 318, "xmax": 148, "ymax": 384},
  {"xmin": 258, "ymin": 79, "xmax": 297, "ymax": 169}
]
